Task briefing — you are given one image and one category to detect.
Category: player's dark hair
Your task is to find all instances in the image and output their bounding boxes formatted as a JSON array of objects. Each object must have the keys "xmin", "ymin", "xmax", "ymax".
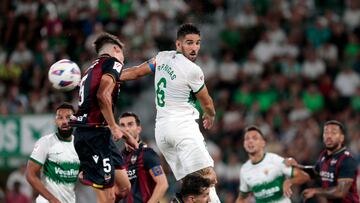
[
  {"xmin": 177, "ymin": 23, "xmax": 200, "ymax": 40},
  {"xmin": 180, "ymin": 175, "xmax": 211, "ymax": 197},
  {"xmin": 324, "ymin": 120, "xmax": 346, "ymax": 135},
  {"xmin": 94, "ymin": 33, "xmax": 124, "ymax": 54},
  {"xmin": 120, "ymin": 112, "xmax": 141, "ymax": 126},
  {"xmin": 56, "ymin": 102, "xmax": 75, "ymax": 113},
  {"xmin": 244, "ymin": 125, "xmax": 265, "ymax": 140}
]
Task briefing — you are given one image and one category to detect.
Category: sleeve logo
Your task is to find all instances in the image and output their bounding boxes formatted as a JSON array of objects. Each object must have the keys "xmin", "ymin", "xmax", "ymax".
[{"xmin": 113, "ymin": 62, "xmax": 123, "ymax": 73}]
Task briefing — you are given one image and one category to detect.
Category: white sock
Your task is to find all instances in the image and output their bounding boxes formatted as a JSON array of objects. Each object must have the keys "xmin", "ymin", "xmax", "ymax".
[{"xmin": 209, "ymin": 186, "xmax": 221, "ymax": 203}]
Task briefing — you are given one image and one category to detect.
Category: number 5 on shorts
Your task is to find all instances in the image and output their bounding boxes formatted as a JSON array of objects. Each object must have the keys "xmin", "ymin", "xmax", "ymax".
[{"xmin": 103, "ymin": 158, "xmax": 111, "ymax": 173}]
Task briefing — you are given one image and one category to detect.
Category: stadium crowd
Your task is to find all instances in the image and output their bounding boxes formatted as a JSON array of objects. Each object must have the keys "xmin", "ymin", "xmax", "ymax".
[{"xmin": 1, "ymin": 0, "xmax": 360, "ymax": 202}]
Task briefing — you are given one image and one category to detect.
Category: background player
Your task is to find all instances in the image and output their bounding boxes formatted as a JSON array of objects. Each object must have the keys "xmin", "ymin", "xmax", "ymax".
[
  {"xmin": 71, "ymin": 33, "xmax": 138, "ymax": 203},
  {"xmin": 120, "ymin": 23, "xmax": 220, "ymax": 203},
  {"xmin": 236, "ymin": 126, "xmax": 310, "ymax": 203},
  {"xmin": 286, "ymin": 120, "xmax": 359, "ymax": 202},
  {"xmin": 119, "ymin": 112, "xmax": 168, "ymax": 203},
  {"xmin": 26, "ymin": 103, "xmax": 80, "ymax": 203}
]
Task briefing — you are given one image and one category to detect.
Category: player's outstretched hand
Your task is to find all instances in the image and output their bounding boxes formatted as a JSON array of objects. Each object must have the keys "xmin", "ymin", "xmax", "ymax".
[
  {"xmin": 302, "ymin": 188, "xmax": 316, "ymax": 200},
  {"xmin": 110, "ymin": 125, "xmax": 124, "ymax": 141},
  {"xmin": 121, "ymin": 129, "xmax": 139, "ymax": 149},
  {"xmin": 283, "ymin": 179, "xmax": 293, "ymax": 198},
  {"xmin": 203, "ymin": 113, "xmax": 214, "ymax": 129},
  {"xmin": 284, "ymin": 157, "xmax": 299, "ymax": 167}
]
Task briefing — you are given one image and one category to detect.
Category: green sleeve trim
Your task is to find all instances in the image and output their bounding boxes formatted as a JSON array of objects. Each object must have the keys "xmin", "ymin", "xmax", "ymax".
[
  {"xmin": 291, "ymin": 166, "xmax": 294, "ymax": 178},
  {"xmin": 29, "ymin": 157, "xmax": 44, "ymax": 166},
  {"xmin": 194, "ymin": 83, "xmax": 205, "ymax": 94}
]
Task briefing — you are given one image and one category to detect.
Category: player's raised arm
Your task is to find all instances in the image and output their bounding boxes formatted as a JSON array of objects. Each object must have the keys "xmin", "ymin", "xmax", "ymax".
[
  {"xmin": 120, "ymin": 58, "xmax": 155, "ymax": 81},
  {"xmin": 195, "ymin": 85, "xmax": 216, "ymax": 129}
]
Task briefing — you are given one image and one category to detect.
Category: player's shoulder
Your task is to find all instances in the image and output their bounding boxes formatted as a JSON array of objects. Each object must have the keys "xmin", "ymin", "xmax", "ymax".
[
  {"xmin": 157, "ymin": 50, "xmax": 176, "ymax": 58},
  {"xmin": 39, "ymin": 133, "xmax": 56, "ymax": 142},
  {"xmin": 241, "ymin": 160, "xmax": 253, "ymax": 171},
  {"xmin": 266, "ymin": 152, "xmax": 284, "ymax": 161},
  {"xmin": 142, "ymin": 146, "xmax": 159, "ymax": 156},
  {"xmin": 341, "ymin": 149, "xmax": 357, "ymax": 162},
  {"xmin": 34, "ymin": 133, "xmax": 56, "ymax": 147}
]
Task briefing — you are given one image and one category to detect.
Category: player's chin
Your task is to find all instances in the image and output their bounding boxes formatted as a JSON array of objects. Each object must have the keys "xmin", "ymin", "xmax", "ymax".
[{"xmin": 189, "ymin": 55, "xmax": 197, "ymax": 62}]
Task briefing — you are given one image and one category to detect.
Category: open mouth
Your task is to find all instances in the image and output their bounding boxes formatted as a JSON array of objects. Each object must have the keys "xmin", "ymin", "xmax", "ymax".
[{"xmin": 61, "ymin": 126, "xmax": 71, "ymax": 130}]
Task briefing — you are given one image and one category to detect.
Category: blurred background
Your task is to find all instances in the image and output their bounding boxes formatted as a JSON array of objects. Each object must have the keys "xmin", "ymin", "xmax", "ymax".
[{"xmin": 1, "ymin": 0, "xmax": 360, "ymax": 202}]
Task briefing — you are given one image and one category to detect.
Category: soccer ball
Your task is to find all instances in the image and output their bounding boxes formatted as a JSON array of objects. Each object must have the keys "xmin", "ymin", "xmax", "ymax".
[{"xmin": 48, "ymin": 59, "xmax": 81, "ymax": 91}]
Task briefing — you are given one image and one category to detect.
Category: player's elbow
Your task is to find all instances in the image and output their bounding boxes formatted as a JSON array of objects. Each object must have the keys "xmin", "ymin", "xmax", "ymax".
[
  {"xmin": 116, "ymin": 183, "xmax": 131, "ymax": 200},
  {"xmin": 162, "ymin": 180, "xmax": 169, "ymax": 193},
  {"xmin": 25, "ymin": 169, "xmax": 34, "ymax": 185},
  {"xmin": 96, "ymin": 91, "xmax": 109, "ymax": 105}
]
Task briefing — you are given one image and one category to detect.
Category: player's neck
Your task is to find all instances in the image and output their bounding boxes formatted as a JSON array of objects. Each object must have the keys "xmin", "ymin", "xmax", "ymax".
[
  {"xmin": 249, "ymin": 151, "xmax": 265, "ymax": 164},
  {"xmin": 326, "ymin": 145, "xmax": 344, "ymax": 156}
]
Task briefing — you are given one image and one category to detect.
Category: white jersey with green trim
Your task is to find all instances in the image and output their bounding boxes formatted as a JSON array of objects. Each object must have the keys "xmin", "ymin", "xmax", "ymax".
[
  {"xmin": 239, "ymin": 153, "xmax": 293, "ymax": 203},
  {"xmin": 30, "ymin": 133, "xmax": 80, "ymax": 203},
  {"xmin": 154, "ymin": 51, "xmax": 205, "ymax": 121}
]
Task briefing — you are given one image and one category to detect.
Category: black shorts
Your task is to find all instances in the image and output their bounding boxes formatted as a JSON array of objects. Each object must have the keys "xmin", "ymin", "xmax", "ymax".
[{"xmin": 74, "ymin": 127, "xmax": 125, "ymax": 188}]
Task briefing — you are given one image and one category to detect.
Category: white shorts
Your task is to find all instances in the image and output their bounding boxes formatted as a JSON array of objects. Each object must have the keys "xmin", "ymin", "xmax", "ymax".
[{"xmin": 155, "ymin": 118, "xmax": 214, "ymax": 180}]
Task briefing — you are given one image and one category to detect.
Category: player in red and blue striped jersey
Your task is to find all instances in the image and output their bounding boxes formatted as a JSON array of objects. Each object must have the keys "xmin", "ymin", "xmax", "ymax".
[
  {"xmin": 119, "ymin": 112, "xmax": 168, "ymax": 203},
  {"xmin": 287, "ymin": 120, "xmax": 359, "ymax": 203},
  {"xmin": 71, "ymin": 33, "xmax": 138, "ymax": 203}
]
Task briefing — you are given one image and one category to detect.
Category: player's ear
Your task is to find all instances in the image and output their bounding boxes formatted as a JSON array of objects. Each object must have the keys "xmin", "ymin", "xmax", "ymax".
[
  {"xmin": 137, "ymin": 125, "xmax": 142, "ymax": 134},
  {"xmin": 176, "ymin": 40, "xmax": 181, "ymax": 49}
]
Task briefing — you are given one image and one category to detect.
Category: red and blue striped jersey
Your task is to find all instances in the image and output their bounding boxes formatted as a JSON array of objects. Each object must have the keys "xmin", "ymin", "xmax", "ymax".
[
  {"xmin": 315, "ymin": 148, "xmax": 359, "ymax": 203},
  {"xmin": 121, "ymin": 143, "xmax": 162, "ymax": 203},
  {"xmin": 72, "ymin": 54, "xmax": 123, "ymax": 127}
]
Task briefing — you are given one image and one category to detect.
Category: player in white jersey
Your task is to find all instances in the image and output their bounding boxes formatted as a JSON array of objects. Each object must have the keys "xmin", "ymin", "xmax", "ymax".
[
  {"xmin": 236, "ymin": 126, "xmax": 310, "ymax": 203},
  {"xmin": 26, "ymin": 103, "xmax": 80, "ymax": 203},
  {"xmin": 120, "ymin": 23, "xmax": 220, "ymax": 202}
]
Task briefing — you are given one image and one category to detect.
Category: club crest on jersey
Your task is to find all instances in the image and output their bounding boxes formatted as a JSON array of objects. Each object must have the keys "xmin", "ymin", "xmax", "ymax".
[
  {"xmin": 131, "ymin": 155, "xmax": 137, "ymax": 164},
  {"xmin": 264, "ymin": 169, "xmax": 269, "ymax": 175},
  {"xmin": 113, "ymin": 62, "xmax": 123, "ymax": 73}
]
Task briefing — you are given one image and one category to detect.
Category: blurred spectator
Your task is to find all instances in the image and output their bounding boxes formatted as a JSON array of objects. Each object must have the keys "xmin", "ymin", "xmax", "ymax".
[
  {"xmin": 302, "ymin": 84, "xmax": 325, "ymax": 112},
  {"xmin": 335, "ymin": 66, "xmax": 360, "ymax": 97},
  {"xmin": 218, "ymin": 51, "xmax": 239, "ymax": 88},
  {"xmin": 6, "ymin": 182, "xmax": 31, "ymax": 203},
  {"xmin": 197, "ymin": 52, "xmax": 217, "ymax": 81},
  {"xmin": 267, "ymin": 19, "xmax": 286, "ymax": 45},
  {"xmin": 301, "ymin": 48, "xmax": 326, "ymax": 80},
  {"xmin": 6, "ymin": 164, "xmax": 32, "ymax": 200},
  {"xmin": 242, "ymin": 52, "xmax": 264, "ymax": 78},
  {"xmin": 344, "ymin": 33, "xmax": 360, "ymax": 60},
  {"xmin": 9, "ymin": 41, "xmax": 33, "ymax": 67},
  {"xmin": 343, "ymin": 0, "xmax": 360, "ymax": 31},
  {"xmin": 234, "ymin": 3, "xmax": 258, "ymax": 29},
  {"xmin": 279, "ymin": 54, "xmax": 301, "ymax": 79},
  {"xmin": 317, "ymin": 42, "xmax": 338, "ymax": 63},
  {"xmin": 253, "ymin": 32, "xmax": 281, "ymax": 64},
  {"xmin": 219, "ymin": 18, "xmax": 241, "ymax": 54},
  {"xmin": 306, "ymin": 17, "xmax": 331, "ymax": 48}
]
